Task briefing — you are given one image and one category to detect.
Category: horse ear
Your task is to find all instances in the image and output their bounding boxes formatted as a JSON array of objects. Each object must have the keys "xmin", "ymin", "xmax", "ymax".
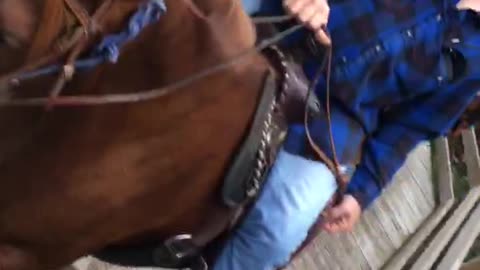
[{"xmin": 0, "ymin": 244, "xmax": 39, "ymax": 270}]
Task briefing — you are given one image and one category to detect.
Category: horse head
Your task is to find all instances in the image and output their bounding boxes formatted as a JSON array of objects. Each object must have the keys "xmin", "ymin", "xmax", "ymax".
[{"xmin": 0, "ymin": 0, "xmax": 271, "ymax": 269}]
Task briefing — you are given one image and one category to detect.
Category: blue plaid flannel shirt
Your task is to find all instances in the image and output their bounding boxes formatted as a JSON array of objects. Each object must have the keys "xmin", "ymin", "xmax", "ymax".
[{"xmin": 259, "ymin": 0, "xmax": 480, "ymax": 208}]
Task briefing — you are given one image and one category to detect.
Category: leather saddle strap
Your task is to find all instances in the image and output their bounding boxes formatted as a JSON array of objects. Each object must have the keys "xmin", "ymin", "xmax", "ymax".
[
  {"xmin": 188, "ymin": 70, "xmax": 283, "ymax": 267},
  {"xmin": 195, "ymin": 71, "xmax": 281, "ymax": 246}
]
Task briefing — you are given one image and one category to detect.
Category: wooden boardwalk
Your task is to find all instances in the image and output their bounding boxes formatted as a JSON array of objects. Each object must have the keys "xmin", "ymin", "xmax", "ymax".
[{"xmin": 71, "ymin": 143, "xmax": 435, "ymax": 270}]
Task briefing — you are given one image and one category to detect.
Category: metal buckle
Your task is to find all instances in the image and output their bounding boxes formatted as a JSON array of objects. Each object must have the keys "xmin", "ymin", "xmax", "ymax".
[
  {"xmin": 191, "ymin": 257, "xmax": 208, "ymax": 270},
  {"xmin": 164, "ymin": 234, "xmax": 195, "ymax": 260},
  {"xmin": 160, "ymin": 234, "xmax": 207, "ymax": 270}
]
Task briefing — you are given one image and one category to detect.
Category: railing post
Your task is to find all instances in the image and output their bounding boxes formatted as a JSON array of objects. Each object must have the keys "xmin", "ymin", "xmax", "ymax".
[
  {"xmin": 462, "ymin": 127, "xmax": 480, "ymax": 187},
  {"xmin": 434, "ymin": 137, "xmax": 455, "ymax": 202}
]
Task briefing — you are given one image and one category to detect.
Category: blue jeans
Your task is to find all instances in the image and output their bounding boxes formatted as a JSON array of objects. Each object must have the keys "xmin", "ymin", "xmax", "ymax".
[{"xmin": 212, "ymin": 149, "xmax": 337, "ymax": 270}]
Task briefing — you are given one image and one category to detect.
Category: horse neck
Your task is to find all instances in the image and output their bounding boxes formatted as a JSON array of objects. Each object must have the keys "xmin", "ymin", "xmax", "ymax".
[
  {"xmin": 151, "ymin": 0, "xmax": 261, "ymax": 82},
  {"xmin": 83, "ymin": 0, "xmax": 264, "ymax": 93}
]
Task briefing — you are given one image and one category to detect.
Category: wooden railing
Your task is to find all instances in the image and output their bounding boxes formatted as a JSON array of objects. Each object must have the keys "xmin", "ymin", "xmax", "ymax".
[{"xmin": 384, "ymin": 127, "xmax": 480, "ymax": 270}]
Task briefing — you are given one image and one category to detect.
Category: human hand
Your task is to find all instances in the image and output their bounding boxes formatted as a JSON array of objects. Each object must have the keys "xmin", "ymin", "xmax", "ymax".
[
  {"xmin": 321, "ymin": 195, "xmax": 361, "ymax": 233},
  {"xmin": 457, "ymin": 0, "xmax": 480, "ymax": 12},
  {"xmin": 283, "ymin": 0, "xmax": 331, "ymax": 45}
]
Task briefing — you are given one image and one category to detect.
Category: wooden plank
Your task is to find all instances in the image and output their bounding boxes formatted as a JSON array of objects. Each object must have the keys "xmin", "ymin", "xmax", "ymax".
[
  {"xmin": 290, "ymin": 250, "xmax": 318, "ymax": 270},
  {"xmin": 436, "ymin": 202, "xmax": 480, "ymax": 270},
  {"xmin": 308, "ymin": 241, "xmax": 335, "ymax": 270},
  {"xmin": 374, "ymin": 195, "xmax": 410, "ymax": 246},
  {"xmin": 404, "ymin": 163, "xmax": 435, "ymax": 210},
  {"xmin": 339, "ymin": 232, "xmax": 371, "ymax": 270},
  {"xmin": 406, "ymin": 143, "xmax": 436, "ymax": 207},
  {"xmin": 353, "ymin": 209, "xmax": 396, "ymax": 269},
  {"xmin": 395, "ymin": 171, "xmax": 432, "ymax": 225},
  {"xmin": 383, "ymin": 199, "xmax": 455, "ymax": 270},
  {"xmin": 371, "ymin": 197, "xmax": 405, "ymax": 249},
  {"xmin": 433, "ymin": 137, "xmax": 455, "ymax": 202},
  {"xmin": 324, "ymin": 233, "xmax": 360, "ymax": 270},
  {"xmin": 462, "ymin": 128, "xmax": 480, "ymax": 187},
  {"xmin": 316, "ymin": 240, "xmax": 340, "ymax": 270},
  {"xmin": 290, "ymin": 231, "xmax": 351, "ymax": 270},
  {"xmin": 72, "ymin": 256, "xmax": 163, "ymax": 270},
  {"xmin": 404, "ymin": 179, "xmax": 434, "ymax": 220},
  {"xmin": 288, "ymin": 236, "xmax": 336, "ymax": 270},
  {"xmin": 383, "ymin": 180, "xmax": 417, "ymax": 234},
  {"xmin": 315, "ymin": 238, "xmax": 351, "ymax": 270},
  {"xmin": 412, "ymin": 187, "xmax": 480, "ymax": 270}
]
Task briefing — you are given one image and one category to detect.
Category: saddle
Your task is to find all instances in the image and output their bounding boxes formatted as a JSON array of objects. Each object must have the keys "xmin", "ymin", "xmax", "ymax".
[{"xmin": 95, "ymin": 23, "xmax": 325, "ymax": 270}]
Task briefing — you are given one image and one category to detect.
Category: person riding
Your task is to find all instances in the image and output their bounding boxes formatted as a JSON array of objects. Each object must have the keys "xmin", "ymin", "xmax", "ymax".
[{"xmin": 214, "ymin": 0, "xmax": 480, "ymax": 269}]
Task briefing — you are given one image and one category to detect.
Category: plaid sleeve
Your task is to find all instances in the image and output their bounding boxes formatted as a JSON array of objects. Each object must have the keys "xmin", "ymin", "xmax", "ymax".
[
  {"xmin": 346, "ymin": 84, "xmax": 474, "ymax": 209},
  {"xmin": 345, "ymin": 123, "xmax": 429, "ymax": 209}
]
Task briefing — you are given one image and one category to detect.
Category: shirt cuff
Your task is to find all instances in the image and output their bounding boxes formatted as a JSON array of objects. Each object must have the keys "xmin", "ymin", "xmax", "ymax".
[{"xmin": 345, "ymin": 166, "xmax": 382, "ymax": 210}]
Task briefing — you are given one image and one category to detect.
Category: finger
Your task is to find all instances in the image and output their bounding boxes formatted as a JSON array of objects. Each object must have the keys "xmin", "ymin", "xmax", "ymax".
[
  {"xmin": 284, "ymin": 0, "xmax": 309, "ymax": 14},
  {"xmin": 339, "ymin": 217, "xmax": 357, "ymax": 232},
  {"xmin": 457, "ymin": 0, "xmax": 480, "ymax": 11},
  {"xmin": 326, "ymin": 205, "xmax": 347, "ymax": 219},
  {"xmin": 309, "ymin": 0, "xmax": 330, "ymax": 23},
  {"xmin": 308, "ymin": 12, "xmax": 328, "ymax": 30},
  {"xmin": 325, "ymin": 216, "xmax": 347, "ymax": 233},
  {"xmin": 337, "ymin": 218, "xmax": 350, "ymax": 232},
  {"xmin": 321, "ymin": 218, "xmax": 340, "ymax": 233},
  {"xmin": 297, "ymin": 3, "xmax": 318, "ymax": 23},
  {"xmin": 315, "ymin": 28, "xmax": 331, "ymax": 45},
  {"xmin": 326, "ymin": 222, "xmax": 340, "ymax": 233},
  {"xmin": 321, "ymin": 222, "xmax": 333, "ymax": 232}
]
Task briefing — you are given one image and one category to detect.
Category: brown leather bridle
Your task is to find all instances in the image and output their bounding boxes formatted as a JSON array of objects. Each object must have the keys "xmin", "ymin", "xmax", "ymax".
[{"xmin": 0, "ymin": 0, "xmax": 113, "ymax": 107}]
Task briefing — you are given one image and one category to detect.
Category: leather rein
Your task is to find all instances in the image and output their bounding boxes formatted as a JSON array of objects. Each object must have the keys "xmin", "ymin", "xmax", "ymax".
[{"xmin": 0, "ymin": 0, "xmax": 347, "ymax": 199}]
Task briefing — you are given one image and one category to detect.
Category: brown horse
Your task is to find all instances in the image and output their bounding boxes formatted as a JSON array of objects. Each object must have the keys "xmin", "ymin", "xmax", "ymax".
[{"xmin": 0, "ymin": 0, "xmax": 277, "ymax": 269}]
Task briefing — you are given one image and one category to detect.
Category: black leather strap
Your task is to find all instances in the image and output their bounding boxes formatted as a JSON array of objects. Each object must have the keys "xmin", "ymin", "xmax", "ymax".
[
  {"xmin": 95, "ymin": 234, "xmax": 206, "ymax": 270},
  {"xmin": 221, "ymin": 72, "xmax": 281, "ymax": 207}
]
